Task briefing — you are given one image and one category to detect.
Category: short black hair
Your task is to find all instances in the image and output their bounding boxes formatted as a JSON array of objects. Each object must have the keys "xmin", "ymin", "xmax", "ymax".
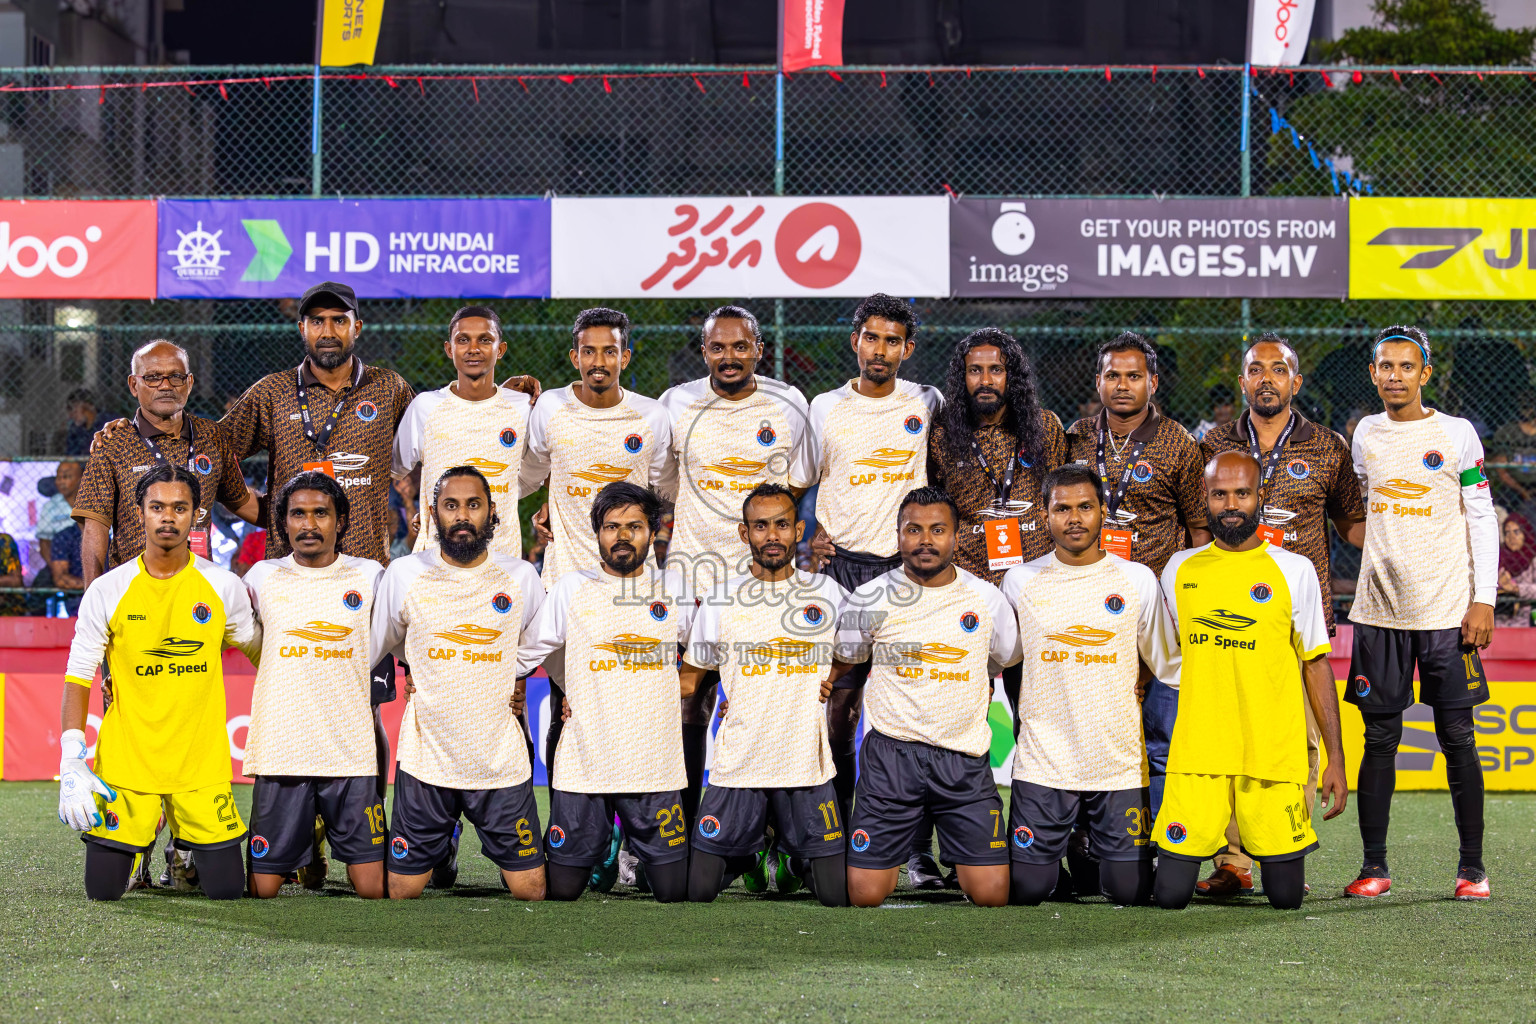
[
  {"xmin": 703, "ymin": 304, "xmax": 762, "ymax": 345},
  {"xmin": 741, "ymin": 482, "xmax": 798, "ymax": 523},
  {"xmin": 897, "ymin": 485, "xmax": 960, "ymax": 530},
  {"xmin": 1373, "ymin": 324, "xmax": 1432, "ymax": 366},
  {"xmin": 590, "ymin": 480, "xmax": 663, "ymax": 535},
  {"xmin": 572, "ymin": 307, "xmax": 631, "ymax": 350},
  {"xmin": 1208, "ymin": 384, "xmax": 1235, "ymax": 405},
  {"xmin": 431, "ymin": 465, "xmax": 493, "ymax": 506},
  {"xmin": 1096, "ymin": 331, "xmax": 1159, "ymax": 377},
  {"xmin": 135, "ymin": 464, "xmax": 200, "ymax": 510},
  {"xmin": 275, "ymin": 470, "xmax": 351, "ymax": 545},
  {"xmin": 851, "ymin": 293, "xmax": 918, "ymax": 342},
  {"xmin": 1041, "ymin": 464, "xmax": 1105, "ymax": 508},
  {"xmin": 1244, "ymin": 331, "xmax": 1299, "ymax": 372},
  {"xmin": 449, "ymin": 304, "xmax": 502, "ymax": 338},
  {"xmin": 65, "ymin": 388, "xmax": 96, "ymax": 409}
]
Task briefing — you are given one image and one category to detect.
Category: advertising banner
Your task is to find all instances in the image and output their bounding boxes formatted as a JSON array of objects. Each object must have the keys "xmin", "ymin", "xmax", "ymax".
[
  {"xmin": 1248, "ymin": 0, "xmax": 1317, "ymax": 66},
  {"xmin": 551, "ymin": 196, "xmax": 949, "ymax": 298},
  {"xmin": 1349, "ymin": 197, "xmax": 1536, "ymax": 300},
  {"xmin": 950, "ymin": 197, "xmax": 1349, "ymax": 299},
  {"xmin": 157, "ymin": 199, "xmax": 552, "ymax": 300},
  {"xmin": 782, "ymin": 0, "xmax": 846, "ymax": 72},
  {"xmin": 0, "ymin": 200, "xmax": 157, "ymax": 299}
]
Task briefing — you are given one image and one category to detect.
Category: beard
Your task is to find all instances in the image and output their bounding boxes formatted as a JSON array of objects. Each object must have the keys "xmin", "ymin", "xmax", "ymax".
[
  {"xmin": 711, "ymin": 363, "xmax": 751, "ymax": 394},
  {"xmin": 600, "ymin": 538, "xmax": 647, "ymax": 574},
  {"xmin": 1210, "ymin": 507, "xmax": 1260, "ymax": 547},
  {"xmin": 437, "ymin": 513, "xmax": 496, "ymax": 562},
  {"xmin": 966, "ymin": 386, "xmax": 1005, "ymax": 420},
  {"xmin": 1250, "ymin": 390, "xmax": 1289, "ymax": 418},
  {"xmin": 309, "ymin": 338, "xmax": 353, "ymax": 370},
  {"xmin": 750, "ymin": 539, "xmax": 795, "ymax": 572},
  {"xmin": 861, "ymin": 361, "xmax": 894, "ymax": 385}
]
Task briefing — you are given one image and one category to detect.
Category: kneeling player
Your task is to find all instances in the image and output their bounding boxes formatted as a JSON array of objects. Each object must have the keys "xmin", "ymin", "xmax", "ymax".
[
  {"xmin": 517, "ymin": 482, "xmax": 695, "ymax": 903},
  {"xmin": 243, "ymin": 471, "xmax": 387, "ymax": 897},
  {"xmin": 58, "ymin": 466, "xmax": 258, "ymax": 900},
  {"xmin": 373, "ymin": 466, "xmax": 547, "ymax": 900},
  {"xmin": 1152, "ymin": 452, "xmax": 1348, "ymax": 910},
  {"xmin": 828, "ymin": 487, "xmax": 1021, "ymax": 908},
  {"xmin": 1001, "ymin": 465, "xmax": 1179, "ymax": 905},
  {"xmin": 682, "ymin": 483, "xmax": 849, "ymax": 906}
]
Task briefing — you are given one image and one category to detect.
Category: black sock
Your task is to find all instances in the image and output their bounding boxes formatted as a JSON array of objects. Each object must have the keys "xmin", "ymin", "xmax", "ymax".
[
  {"xmin": 1101, "ymin": 859, "xmax": 1153, "ymax": 906},
  {"xmin": 197, "ymin": 845, "xmax": 246, "ymax": 901},
  {"xmin": 546, "ymin": 862, "xmax": 589, "ymax": 901},
  {"xmin": 911, "ymin": 818, "xmax": 935, "ymax": 865},
  {"xmin": 645, "ymin": 858, "xmax": 689, "ymax": 903},
  {"xmin": 1009, "ymin": 862, "xmax": 1058, "ymax": 906},
  {"xmin": 1260, "ymin": 858, "xmax": 1306, "ymax": 910},
  {"xmin": 84, "ymin": 843, "xmax": 135, "ymax": 901},
  {"xmin": 1357, "ymin": 712, "xmax": 1402, "ymax": 875},
  {"xmin": 831, "ymin": 750, "xmax": 857, "ymax": 827},
  {"xmin": 1153, "ymin": 858, "xmax": 1200, "ymax": 910},
  {"xmin": 681, "ymin": 723, "xmax": 708, "ymax": 830},
  {"xmin": 809, "ymin": 854, "xmax": 848, "ymax": 907},
  {"xmin": 1435, "ymin": 706, "xmax": 1485, "ymax": 874},
  {"xmin": 688, "ymin": 850, "xmax": 728, "ymax": 903},
  {"xmin": 544, "ymin": 684, "xmax": 565, "ymax": 776}
]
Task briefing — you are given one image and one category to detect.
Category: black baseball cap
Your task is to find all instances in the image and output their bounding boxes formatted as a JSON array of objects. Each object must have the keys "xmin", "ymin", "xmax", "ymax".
[{"xmin": 299, "ymin": 281, "xmax": 359, "ymax": 317}]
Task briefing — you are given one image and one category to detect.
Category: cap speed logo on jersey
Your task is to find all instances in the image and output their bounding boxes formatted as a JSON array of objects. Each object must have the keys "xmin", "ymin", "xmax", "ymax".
[
  {"xmin": 959, "ymin": 611, "xmax": 980, "ymax": 633},
  {"xmin": 192, "ymin": 453, "xmax": 213, "ymax": 475},
  {"xmin": 1013, "ymin": 825, "xmax": 1035, "ymax": 849},
  {"xmin": 623, "ymin": 433, "xmax": 644, "ymax": 453},
  {"xmin": 1423, "ymin": 449, "xmax": 1444, "ymax": 471},
  {"xmin": 191, "ymin": 603, "xmax": 212, "ymax": 624},
  {"xmin": 355, "ymin": 401, "xmax": 378, "ymax": 422},
  {"xmin": 390, "ymin": 837, "xmax": 409, "ymax": 859},
  {"xmin": 1131, "ymin": 460, "xmax": 1154, "ymax": 483},
  {"xmin": 499, "ymin": 426, "xmax": 518, "ymax": 448},
  {"xmin": 649, "ymin": 601, "xmax": 668, "ymax": 622},
  {"xmin": 250, "ymin": 835, "xmax": 270, "ymax": 858},
  {"xmin": 547, "ymin": 825, "xmax": 566, "ymax": 848},
  {"xmin": 851, "ymin": 829, "xmax": 871, "ymax": 852},
  {"xmin": 492, "ymin": 592, "xmax": 513, "ymax": 614},
  {"xmin": 1250, "ymin": 583, "xmax": 1273, "ymax": 604},
  {"xmin": 1104, "ymin": 594, "xmax": 1125, "ymax": 615},
  {"xmin": 1164, "ymin": 822, "xmax": 1187, "ymax": 844},
  {"xmin": 903, "ymin": 415, "xmax": 923, "ymax": 435},
  {"xmin": 1355, "ymin": 674, "xmax": 1371, "ymax": 697},
  {"xmin": 698, "ymin": 815, "xmax": 722, "ymax": 839},
  {"xmin": 1287, "ymin": 458, "xmax": 1310, "ymax": 480},
  {"xmin": 343, "ymin": 590, "xmax": 363, "ymax": 611},
  {"xmin": 756, "ymin": 423, "xmax": 777, "ymax": 447}
]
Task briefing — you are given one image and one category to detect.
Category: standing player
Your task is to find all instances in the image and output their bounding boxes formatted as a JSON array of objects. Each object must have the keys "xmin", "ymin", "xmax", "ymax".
[
  {"xmin": 1153, "ymin": 452, "xmax": 1348, "ymax": 911},
  {"xmin": 1344, "ymin": 326, "xmax": 1496, "ymax": 901},
  {"xmin": 372, "ymin": 466, "xmax": 547, "ymax": 900},
  {"xmin": 805, "ymin": 294, "xmax": 944, "ymax": 840},
  {"xmin": 57, "ymin": 466, "xmax": 258, "ymax": 901},
  {"xmin": 827, "ymin": 486, "xmax": 1021, "ymax": 908},
  {"xmin": 393, "ymin": 305, "xmax": 537, "ymax": 560},
  {"xmin": 657, "ymin": 305, "xmax": 816, "ymax": 827},
  {"xmin": 1196, "ymin": 333, "xmax": 1365, "ymax": 898},
  {"xmin": 682, "ymin": 483, "xmax": 847, "ymax": 907},
  {"xmin": 1001, "ymin": 464, "xmax": 1179, "ymax": 906},
  {"xmin": 242, "ymin": 471, "xmax": 386, "ymax": 898},
  {"xmin": 516, "ymin": 482, "xmax": 694, "ymax": 903}
]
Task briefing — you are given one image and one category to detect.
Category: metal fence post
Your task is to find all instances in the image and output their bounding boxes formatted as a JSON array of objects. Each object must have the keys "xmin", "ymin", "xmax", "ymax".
[
  {"xmin": 1240, "ymin": 61, "xmax": 1252, "ymax": 339},
  {"xmin": 310, "ymin": 64, "xmax": 322, "ymax": 197},
  {"xmin": 774, "ymin": 69, "xmax": 786, "ymax": 382}
]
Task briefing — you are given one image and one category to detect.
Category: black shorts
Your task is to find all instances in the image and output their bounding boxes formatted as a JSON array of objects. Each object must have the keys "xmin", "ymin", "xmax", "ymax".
[
  {"xmin": 1007, "ymin": 780, "xmax": 1152, "ymax": 865},
  {"xmin": 825, "ymin": 549, "xmax": 902, "ymax": 689},
  {"xmin": 1346, "ymin": 623, "xmax": 1490, "ymax": 713},
  {"xmin": 545, "ymin": 789, "xmax": 689, "ymax": 868},
  {"xmin": 694, "ymin": 780, "xmax": 845, "ymax": 859},
  {"xmin": 248, "ymin": 775, "xmax": 386, "ymax": 873},
  {"xmin": 388, "ymin": 768, "xmax": 544, "ymax": 874},
  {"xmin": 847, "ymin": 730, "xmax": 1008, "ymax": 869}
]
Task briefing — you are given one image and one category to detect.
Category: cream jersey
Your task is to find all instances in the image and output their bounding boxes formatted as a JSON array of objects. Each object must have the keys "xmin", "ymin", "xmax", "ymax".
[
  {"xmin": 808, "ymin": 379, "xmax": 944, "ymax": 557},
  {"xmin": 658, "ymin": 375, "xmax": 816, "ymax": 595},
  {"xmin": 1001, "ymin": 551, "xmax": 1180, "ymax": 791},
  {"xmin": 371, "ymin": 550, "xmax": 544, "ymax": 790},
  {"xmin": 834, "ymin": 565, "xmax": 1021, "ymax": 757},
  {"xmin": 1351, "ymin": 410, "xmax": 1497, "ymax": 630},
  {"xmin": 683, "ymin": 571, "xmax": 847, "ymax": 789},
  {"xmin": 392, "ymin": 383, "xmax": 534, "ymax": 560},
  {"xmin": 242, "ymin": 554, "xmax": 384, "ymax": 778},
  {"xmin": 521, "ymin": 385, "xmax": 676, "ymax": 590},
  {"xmin": 516, "ymin": 568, "xmax": 695, "ymax": 793}
]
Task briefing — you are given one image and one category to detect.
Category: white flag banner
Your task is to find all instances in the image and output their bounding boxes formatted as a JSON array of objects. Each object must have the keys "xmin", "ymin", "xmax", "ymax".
[
  {"xmin": 1248, "ymin": 0, "xmax": 1317, "ymax": 66},
  {"xmin": 551, "ymin": 196, "xmax": 949, "ymax": 298}
]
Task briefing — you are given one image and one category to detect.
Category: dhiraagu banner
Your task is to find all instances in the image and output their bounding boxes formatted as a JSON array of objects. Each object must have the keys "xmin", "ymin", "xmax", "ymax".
[{"xmin": 1350, "ymin": 197, "xmax": 1536, "ymax": 300}]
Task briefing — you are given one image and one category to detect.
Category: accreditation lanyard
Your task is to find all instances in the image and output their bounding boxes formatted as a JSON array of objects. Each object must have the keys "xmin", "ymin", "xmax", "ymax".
[
  {"xmin": 140, "ymin": 424, "xmax": 210, "ymax": 556},
  {"xmin": 1095, "ymin": 423, "xmax": 1147, "ymax": 560},
  {"xmin": 1246, "ymin": 412, "xmax": 1297, "ymax": 547},
  {"xmin": 971, "ymin": 434, "xmax": 1025, "ymax": 571},
  {"xmin": 968, "ymin": 434, "xmax": 1018, "ymax": 507},
  {"xmin": 295, "ymin": 366, "xmax": 353, "ymax": 453}
]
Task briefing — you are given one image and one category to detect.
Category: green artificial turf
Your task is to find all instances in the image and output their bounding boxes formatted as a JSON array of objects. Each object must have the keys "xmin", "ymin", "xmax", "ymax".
[{"xmin": 1, "ymin": 783, "xmax": 1531, "ymax": 1023}]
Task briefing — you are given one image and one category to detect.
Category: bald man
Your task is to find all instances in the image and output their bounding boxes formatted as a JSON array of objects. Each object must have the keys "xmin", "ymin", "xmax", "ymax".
[{"xmin": 1151, "ymin": 452, "xmax": 1348, "ymax": 910}]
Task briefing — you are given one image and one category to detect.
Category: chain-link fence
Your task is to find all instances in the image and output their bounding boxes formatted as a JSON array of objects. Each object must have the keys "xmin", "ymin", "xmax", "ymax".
[{"xmin": 3, "ymin": 63, "xmax": 1536, "ymax": 610}]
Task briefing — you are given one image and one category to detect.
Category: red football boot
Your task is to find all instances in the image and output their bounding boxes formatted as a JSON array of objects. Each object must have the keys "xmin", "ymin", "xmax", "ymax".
[
  {"xmin": 1344, "ymin": 875, "xmax": 1392, "ymax": 898},
  {"xmin": 1454, "ymin": 874, "xmax": 1490, "ymax": 901}
]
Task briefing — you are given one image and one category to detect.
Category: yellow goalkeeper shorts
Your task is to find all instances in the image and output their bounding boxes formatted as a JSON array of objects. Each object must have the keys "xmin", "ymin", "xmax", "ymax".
[
  {"xmin": 86, "ymin": 782, "xmax": 247, "ymax": 852},
  {"xmin": 1153, "ymin": 773, "xmax": 1317, "ymax": 862}
]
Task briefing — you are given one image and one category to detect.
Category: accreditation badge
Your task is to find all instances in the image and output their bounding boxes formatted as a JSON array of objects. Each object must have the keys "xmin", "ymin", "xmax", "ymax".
[
  {"xmin": 985, "ymin": 517, "xmax": 1024, "ymax": 571},
  {"xmin": 1099, "ymin": 527, "xmax": 1133, "ymax": 560}
]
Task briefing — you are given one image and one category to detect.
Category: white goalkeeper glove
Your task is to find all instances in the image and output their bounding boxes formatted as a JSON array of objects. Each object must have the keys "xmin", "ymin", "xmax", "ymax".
[{"xmin": 58, "ymin": 729, "xmax": 115, "ymax": 832}]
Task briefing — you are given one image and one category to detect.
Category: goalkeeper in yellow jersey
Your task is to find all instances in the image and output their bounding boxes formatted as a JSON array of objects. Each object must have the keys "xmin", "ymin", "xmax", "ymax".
[{"xmin": 58, "ymin": 465, "xmax": 259, "ymax": 900}]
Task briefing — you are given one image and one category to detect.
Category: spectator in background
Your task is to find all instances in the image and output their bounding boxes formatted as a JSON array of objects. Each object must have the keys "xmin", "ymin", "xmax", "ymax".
[
  {"xmin": 1193, "ymin": 384, "xmax": 1235, "ymax": 441},
  {"xmin": 64, "ymin": 390, "xmax": 111, "ymax": 457},
  {"xmin": 389, "ymin": 474, "xmax": 419, "ymax": 561},
  {"xmin": 0, "ymin": 532, "xmax": 23, "ymax": 615},
  {"xmin": 35, "ymin": 460, "xmax": 83, "ymax": 563},
  {"xmin": 1490, "ymin": 392, "xmax": 1536, "ymax": 517},
  {"xmin": 47, "ymin": 522, "xmax": 85, "ymax": 615},
  {"xmin": 231, "ymin": 528, "xmax": 268, "ymax": 577},
  {"xmin": 1497, "ymin": 512, "xmax": 1535, "ymax": 627}
]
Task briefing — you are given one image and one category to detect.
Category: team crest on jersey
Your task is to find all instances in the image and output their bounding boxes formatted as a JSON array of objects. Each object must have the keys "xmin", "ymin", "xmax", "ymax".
[
  {"xmin": 343, "ymin": 590, "xmax": 363, "ymax": 611},
  {"xmin": 1018, "ymin": 455, "xmax": 1032, "ymax": 468},
  {"xmin": 803, "ymin": 604, "xmax": 824, "ymax": 626},
  {"xmin": 1354, "ymin": 675, "xmax": 1371, "ymax": 697},
  {"xmin": 1131, "ymin": 460, "xmax": 1154, "ymax": 483},
  {"xmin": 547, "ymin": 825, "xmax": 566, "ymax": 848},
  {"xmin": 756, "ymin": 424, "xmax": 777, "ymax": 447},
  {"xmin": 649, "ymin": 601, "xmax": 668, "ymax": 622},
  {"xmin": 391, "ymin": 837, "xmax": 409, "ymax": 859},
  {"xmin": 492, "ymin": 592, "xmax": 513, "ymax": 614},
  {"xmin": 623, "ymin": 434, "xmax": 644, "ymax": 454},
  {"xmin": 104, "ymin": 810, "xmax": 120, "ymax": 831},
  {"xmin": 250, "ymin": 835, "xmax": 269, "ymax": 858},
  {"xmin": 903, "ymin": 415, "xmax": 924, "ymax": 435},
  {"xmin": 1250, "ymin": 583, "xmax": 1273, "ymax": 604},
  {"xmin": 1013, "ymin": 826, "xmax": 1035, "ymax": 849},
  {"xmin": 698, "ymin": 815, "xmax": 722, "ymax": 839},
  {"xmin": 1286, "ymin": 459, "xmax": 1310, "ymax": 480},
  {"xmin": 192, "ymin": 454, "xmax": 213, "ymax": 475},
  {"xmin": 191, "ymin": 602, "xmax": 211, "ymax": 624},
  {"xmin": 959, "ymin": 611, "xmax": 980, "ymax": 633},
  {"xmin": 355, "ymin": 401, "xmax": 378, "ymax": 422},
  {"xmin": 1104, "ymin": 594, "xmax": 1125, "ymax": 615},
  {"xmin": 851, "ymin": 829, "xmax": 871, "ymax": 852},
  {"xmin": 1422, "ymin": 450, "xmax": 1444, "ymax": 471},
  {"xmin": 1164, "ymin": 822, "xmax": 1187, "ymax": 844},
  {"xmin": 499, "ymin": 427, "xmax": 518, "ymax": 449}
]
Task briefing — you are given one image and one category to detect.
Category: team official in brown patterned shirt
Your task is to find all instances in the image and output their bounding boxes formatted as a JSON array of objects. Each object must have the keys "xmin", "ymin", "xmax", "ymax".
[
  {"xmin": 1194, "ymin": 332, "xmax": 1365, "ymax": 899},
  {"xmin": 74, "ymin": 340, "xmax": 258, "ymax": 586}
]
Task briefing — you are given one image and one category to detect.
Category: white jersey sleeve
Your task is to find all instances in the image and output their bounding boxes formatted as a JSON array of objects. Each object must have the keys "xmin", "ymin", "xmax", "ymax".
[
  {"xmin": 64, "ymin": 562, "xmax": 137, "ymax": 684},
  {"xmin": 391, "ymin": 390, "xmax": 437, "ymax": 479},
  {"xmin": 1128, "ymin": 560, "xmax": 1181, "ymax": 682},
  {"xmin": 1275, "ymin": 547, "xmax": 1331, "ymax": 661},
  {"xmin": 832, "ymin": 580, "xmax": 878, "ymax": 663},
  {"xmin": 1449, "ymin": 417, "xmax": 1498, "ymax": 606},
  {"xmin": 802, "ymin": 388, "xmax": 837, "ymax": 489},
  {"xmin": 514, "ymin": 568, "xmax": 576, "ymax": 677},
  {"xmin": 918, "ymin": 383, "xmax": 945, "ymax": 421},
  {"xmin": 639, "ymin": 397, "xmax": 679, "ymax": 501},
  {"xmin": 202, "ymin": 557, "xmax": 260, "ymax": 666},
  {"xmin": 493, "ymin": 554, "xmax": 547, "ymax": 649},
  {"xmin": 1158, "ymin": 547, "xmax": 1200, "ymax": 687},
  {"xmin": 518, "ymin": 388, "xmax": 557, "ymax": 496},
  {"xmin": 975, "ymin": 575, "xmax": 1021, "ymax": 673},
  {"xmin": 369, "ymin": 553, "xmax": 429, "ymax": 665},
  {"xmin": 784, "ymin": 384, "xmax": 818, "ymax": 490},
  {"xmin": 681, "ymin": 594, "xmax": 724, "ymax": 669}
]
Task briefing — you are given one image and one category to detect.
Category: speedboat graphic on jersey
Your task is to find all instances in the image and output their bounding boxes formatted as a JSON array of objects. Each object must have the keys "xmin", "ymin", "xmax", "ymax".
[
  {"xmin": 463, "ymin": 456, "xmax": 509, "ymax": 477},
  {"xmin": 1190, "ymin": 609, "xmax": 1257, "ymax": 632},
  {"xmin": 284, "ymin": 621, "xmax": 355, "ymax": 643},
  {"xmin": 702, "ymin": 456, "xmax": 768, "ymax": 477},
  {"xmin": 1103, "ymin": 507, "xmax": 1139, "ymax": 527},
  {"xmin": 593, "ymin": 633, "xmax": 663, "ymax": 656},
  {"xmin": 902, "ymin": 642, "xmax": 969, "ymax": 665},
  {"xmin": 327, "ymin": 452, "xmax": 370, "ymax": 472},
  {"xmin": 570, "ymin": 463, "xmax": 634, "ymax": 484},
  {"xmin": 142, "ymin": 637, "xmax": 206, "ymax": 658},
  {"xmin": 854, "ymin": 448, "xmax": 916, "ymax": 469},
  {"xmin": 1044, "ymin": 625, "xmax": 1117, "ymax": 647},
  {"xmin": 979, "ymin": 500, "xmax": 1034, "ymax": 519},
  {"xmin": 744, "ymin": 637, "xmax": 817, "ymax": 660},
  {"xmin": 1260, "ymin": 505, "xmax": 1298, "ymax": 526},
  {"xmin": 1372, "ymin": 479, "xmax": 1431, "ymax": 500},
  {"xmin": 431, "ymin": 624, "xmax": 502, "ymax": 645}
]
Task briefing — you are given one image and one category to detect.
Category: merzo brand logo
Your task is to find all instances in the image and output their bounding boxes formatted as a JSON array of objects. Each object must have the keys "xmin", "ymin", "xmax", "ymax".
[
  {"xmin": 0, "ymin": 222, "xmax": 103, "ymax": 279},
  {"xmin": 1368, "ymin": 226, "xmax": 1536, "ymax": 270}
]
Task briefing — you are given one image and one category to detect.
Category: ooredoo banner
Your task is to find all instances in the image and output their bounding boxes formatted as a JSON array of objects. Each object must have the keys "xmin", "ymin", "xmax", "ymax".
[
  {"xmin": 157, "ymin": 198, "xmax": 552, "ymax": 300},
  {"xmin": 551, "ymin": 196, "xmax": 949, "ymax": 298},
  {"xmin": 0, "ymin": 200, "xmax": 157, "ymax": 299},
  {"xmin": 950, "ymin": 197, "xmax": 1349, "ymax": 299}
]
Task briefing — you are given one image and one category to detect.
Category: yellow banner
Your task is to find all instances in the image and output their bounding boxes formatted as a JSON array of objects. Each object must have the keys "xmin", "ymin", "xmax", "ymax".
[
  {"xmin": 1350, "ymin": 197, "xmax": 1536, "ymax": 300},
  {"xmin": 319, "ymin": 0, "xmax": 384, "ymax": 67}
]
